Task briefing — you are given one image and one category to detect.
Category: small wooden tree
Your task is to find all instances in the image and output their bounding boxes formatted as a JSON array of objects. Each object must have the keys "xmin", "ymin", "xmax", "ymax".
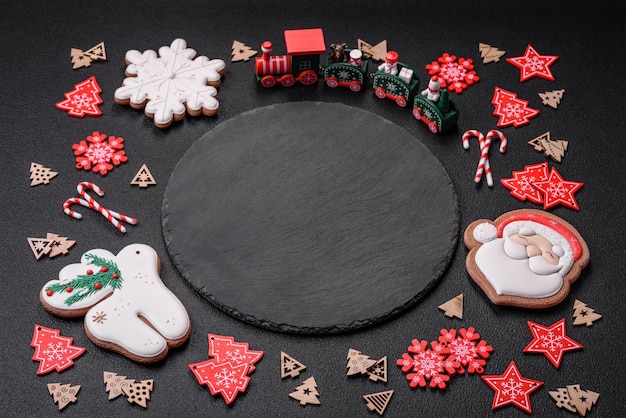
[
  {"xmin": 573, "ymin": 300, "xmax": 602, "ymax": 326},
  {"xmin": 346, "ymin": 349, "xmax": 377, "ymax": 376},
  {"xmin": 47, "ymin": 383, "xmax": 80, "ymax": 410},
  {"xmin": 281, "ymin": 351, "xmax": 307, "ymax": 378},
  {"xmin": 289, "ymin": 377, "xmax": 320, "ymax": 406}
]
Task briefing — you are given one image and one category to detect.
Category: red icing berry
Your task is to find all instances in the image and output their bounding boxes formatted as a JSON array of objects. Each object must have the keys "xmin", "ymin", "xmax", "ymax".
[
  {"xmin": 86, "ymin": 269, "xmax": 93, "ymax": 275},
  {"xmin": 101, "ymin": 267, "xmax": 108, "ymax": 272},
  {"xmin": 46, "ymin": 289, "xmax": 53, "ymax": 297},
  {"xmin": 112, "ymin": 273, "xmax": 119, "ymax": 279},
  {"xmin": 66, "ymin": 287, "xmax": 73, "ymax": 293},
  {"xmin": 94, "ymin": 283, "xmax": 102, "ymax": 290}
]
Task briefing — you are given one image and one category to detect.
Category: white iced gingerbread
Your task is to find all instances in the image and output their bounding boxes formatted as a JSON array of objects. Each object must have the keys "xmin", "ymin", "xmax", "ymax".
[
  {"xmin": 114, "ymin": 38, "xmax": 226, "ymax": 128},
  {"xmin": 40, "ymin": 243, "xmax": 191, "ymax": 363}
]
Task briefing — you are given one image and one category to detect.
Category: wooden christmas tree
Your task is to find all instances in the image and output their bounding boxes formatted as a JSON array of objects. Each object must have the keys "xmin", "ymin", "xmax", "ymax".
[
  {"xmin": 539, "ymin": 89, "xmax": 565, "ymax": 109},
  {"xmin": 363, "ymin": 390, "xmax": 394, "ymax": 416},
  {"xmin": 130, "ymin": 164, "xmax": 157, "ymax": 188},
  {"xmin": 85, "ymin": 41, "xmax": 106, "ymax": 61},
  {"xmin": 281, "ymin": 351, "xmax": 307, "ymax": 378},
  {"xmin": 549, "ymin": 387, "xmax": 577, "ymax": 412},
  {"xmin": 346, "ymin": 349, "xmax": 377, "ymax": 376},
  {"xmin": 27, "ymin": 237, "xmax": 53, "ymax": 260},
  {"xmin": 438, "ymin": 294, "xmax": 463, "ymax": 319},
  {"xmin": 29, "ymin": 162, "xmax": 58, "ymax": 186},
  {"xmin": 231, "ymin": 40, "xmax": 257, "ymax": 62},
  {"xmin": 47, "ymin": 383, "xmax": 80, "ymax": 410},
  {"xmin": 288, "ymin": 376, "xmax": 320, "ymax": 406},
  {"xmin": 104, "ymin": 371, "xmax": 134, "ymax": 400},
  {"xmin": 123, "ymin": 379, "xmax": 154, "ymax": 408},
  {"xmin": 367, "ymin": 356, "xmax": 388, "ymax": 383},
  {"xmin": 478, "ymin": 43, "xmax": 506, "ymax": 63},
  {"xmin": 567, "ymin": 384, "xmax": 600, "ymax": 416},
  {"xmin": 70, "ymin": 48, "xmax": 93, "ymax": 69},
  {"xmin": 46, "ymin": 233, "xmax": 76, "ymax": 257},
  {"xmin": 573, "ymin": 299, "xmax": 602, "ymax": 326}
]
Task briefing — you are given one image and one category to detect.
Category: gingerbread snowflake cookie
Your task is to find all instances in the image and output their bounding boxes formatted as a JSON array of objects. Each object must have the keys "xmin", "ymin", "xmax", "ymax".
[
  {"xmin": 464, "ymin": 209, "xmax": 589, "ymax": 309},
  {"xmin": 40, "ymin": 244, "xmax": 191, "ymax": 363},
  {"xmin": 114, "ymin": 38, "xmax": 226, "ymax": 128}
]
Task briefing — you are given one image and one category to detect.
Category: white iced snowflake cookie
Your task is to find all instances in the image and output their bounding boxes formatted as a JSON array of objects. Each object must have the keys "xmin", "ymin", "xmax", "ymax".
[
  {"xmin": 464, "ymin": 209, "xmax": 589, "ymax": 309},
  {"xmin": 114, "ymin": 38, "xmax": 226, "ymax": 128},
  {"xmin": 40, "ymin": 243, "xmax": 191, "ymax": 363}
]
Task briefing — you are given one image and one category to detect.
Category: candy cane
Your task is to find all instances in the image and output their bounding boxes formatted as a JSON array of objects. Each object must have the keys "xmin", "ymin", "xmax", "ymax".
[
  {"xmin": 63, "ymin": 182, "xmax": 137, "ymax": 233},
  {"xmin": 462, "ymin": 130, "xmax": 492, "ymax": 185},
  {"xmin": 479, "ymin": 130, "xmax": 507, "ymax": 187}
]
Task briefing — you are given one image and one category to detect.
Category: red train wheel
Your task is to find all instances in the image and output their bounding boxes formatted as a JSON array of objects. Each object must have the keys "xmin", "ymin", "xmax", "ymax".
[
  {"xmin": 299, "ymin": 70, "xmax": 318, "ymax": 85},
  {"xmin": 375, "ymin": 87, "xmax": 386, "ymax": 99},
  {"xmin": 396, "ymin": 96, "xmax": 407, "ymax": 107},
  {"xmin": 281, "ymin": 74, "xmax": 296, "ymax": 87},
  {"xmin": 349, "ymin": 81, "xmax": 362, "ymax": 92},
  {"xmin": 428, "ymin": 122, "xmax": 439, "ymax": 133},
  {"xmin": 412, "ymin": 107, "xmax": 422, "ymax": 120},
  {"xmin": 261, "ymin": 76, "xmax": 276, "ymax": 88},
  {"xmin": 326, "ymin": 77, "xmax": 339, "ymax": 88}
]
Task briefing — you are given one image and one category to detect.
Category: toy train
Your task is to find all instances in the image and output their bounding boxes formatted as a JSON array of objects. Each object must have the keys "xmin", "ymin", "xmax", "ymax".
[{"xmin": 254, "ymin": 28, "xmax": 459, "ymax": 134}]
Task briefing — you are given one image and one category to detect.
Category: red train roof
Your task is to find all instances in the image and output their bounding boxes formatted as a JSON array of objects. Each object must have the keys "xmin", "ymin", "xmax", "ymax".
[{"xmin": 284, "ymin": 28, "xmax": 326, "ymax": 56}]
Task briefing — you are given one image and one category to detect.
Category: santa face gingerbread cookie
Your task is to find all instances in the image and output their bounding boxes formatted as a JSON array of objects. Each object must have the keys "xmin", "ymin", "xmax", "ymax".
[
  {"xmin": 464, "ymin": 209, "xmax": 589, "ymax": 308},
  {"xmin": 40, "ymin": 243, "xmax": 191, "ymax": 363}
]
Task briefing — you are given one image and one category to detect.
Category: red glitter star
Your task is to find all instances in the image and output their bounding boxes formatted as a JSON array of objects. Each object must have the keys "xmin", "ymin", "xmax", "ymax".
[
  {"xmin": 481, "ymin": 361, "xmax": 543, "ymax": 414},
  {"xmin": 523, "ymin": 318, "xmax": 583, "ymax": 368},
  {"xmin": 507, "ymin": 44, "xmax": 559, "ymax": 82},
  {"xmin": 532, "ymin": 167, "xmax": 584, "ymax": 210}
]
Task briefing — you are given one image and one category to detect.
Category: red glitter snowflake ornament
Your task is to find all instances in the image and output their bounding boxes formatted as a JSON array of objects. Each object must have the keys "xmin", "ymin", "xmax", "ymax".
[
  {"xmin": 426, "ymin": 53, "xmax": 479, "ymax": 94},
  {"xmin": 72, "ymin": 131, "xmax": 127, "ymax": 176}
]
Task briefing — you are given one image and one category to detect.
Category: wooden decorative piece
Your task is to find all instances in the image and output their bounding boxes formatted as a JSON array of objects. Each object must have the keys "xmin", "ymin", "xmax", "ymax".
[
  {"xmin": 363, "ymin": 390, "xmax": 393, "ymax": 416},
  {"xmin": 46, "ymin": 233, "xmax": 76, "ymax": 258},
  {"xmin": 85, "ymin": 41, "xmax": 106, "ymax": 61},
  {"xmin": 70, "ymin": 42, "xmax": 106, "ymax": 69},
  {"xmin": 539, "ymin": 89, "xmax": 565, "ymax": 109},
  {"xmin": 27, "ymin": 237, "xmax": 53, "ymax": 260},
  {"xmin": 346, "ymin": 349, "xmax": 377, "ymax": 376},
  {"xmin": 289, "ymin": 376, "xmax": 320, "ymax": 406},
  {"xmin": 123, "ymin": 379, "xmax": 154, "ymax": 408},
  {"xmin": 104, "ymin": 371, "xmax": 134, "ymax": 400},
  {"xmin": 357, "ymin": 39, "xmax": 387, "ymax": 61},
  {"xmin": 549, "ymin": 384, "xmax": 600, "ymax": 416},
  {"xmin": 47, "ymin": 383, "xmax": 80, "ymax": 410},
  {"xmin": 366, "ymin": 356, "xmax": 388, "ymax": 383},
  {"xmin": 29, "ymin": 162, "xmax": 58, "ymax": 186},
  {"xmin": 438, "ymin": 294, "xmax": 463, "ymax": 319},
  {"xmin": 281, "ymin": 351, "xmax": 307, "ymax": 378},
  {"xmin": 573, "ymin": 299, "xmax": 602, "ymax": 326},
  {"xmin": 231, "ymin": 40, "xmax": 257, "ymax": 62},
  {"xmin": 131, "ymin": 164, "xmax": 157, "ymax": 188},
  {"xmin": 478, "ymin": 43, "xmax": 505, "ymax": 63},
  {"xmin": 528, "ymin": 132, "xmax": 568, "ymax": 162}
]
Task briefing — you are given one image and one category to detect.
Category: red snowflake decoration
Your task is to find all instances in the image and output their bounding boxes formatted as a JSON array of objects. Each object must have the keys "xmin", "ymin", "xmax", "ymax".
[
  {"xmin": 31, "ymin": 324, "xmax": 86, "ymax": 375},
  {"xmin": 72, "ymin": 131, "xmax": 127, "ymax": 176},
  {"xmin": 426, "ymin": 53, "xmax": 479, "ymax": 94},
  {"xmin": 523, "ymin": 318, "xmax": 583, "ymax": 368},
  {"xmin": 481, "ymin": 361, "xmax": 543, "ymax": 414},
  {"xmin": 507, "ymin": 44, "xmax": 559, "ymax": 82},
  {"xmin": 491, "ymin": 87, "xmax": 539, "ymax": 128},
  {"xmin": 55, "ymin": 76, "xmax": 103, "ymax": 117},
  {"xmin": 438, "ymin": 327, "xmax": 493, "ymax": 375}
]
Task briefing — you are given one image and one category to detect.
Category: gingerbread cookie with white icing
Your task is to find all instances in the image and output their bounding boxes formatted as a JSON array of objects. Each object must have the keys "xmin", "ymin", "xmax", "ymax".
[
  {"xmin": 40, "ymin": 243, "xmax": 191, "ymax": 363},
  {"xmin": 464, "ymin": 209, "xmax": 589, "ymax": 309}
]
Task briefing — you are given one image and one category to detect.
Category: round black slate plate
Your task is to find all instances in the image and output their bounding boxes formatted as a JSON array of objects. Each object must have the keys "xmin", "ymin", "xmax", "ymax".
[{"xmin": 162, "ymin": 102, "xmax": 458, "ymax": 334}]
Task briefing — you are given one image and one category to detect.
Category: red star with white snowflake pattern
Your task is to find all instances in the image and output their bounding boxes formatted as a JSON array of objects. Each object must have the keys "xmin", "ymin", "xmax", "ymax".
[
  {"xmin": 523, "ymin": 318, "xmax": 583, "ymax": 368},
  {"xmin": 188, "ymin": 358, "xmax": 250, "ymax": 404},
  {"xmin": 507, "ymin": 44, "xmax": 559, "ymax": 82},
  {"xmin": 30, "ymin": 324, "xmax": 86, "ymax": 375},
  {"xmin": 532, "ymin": 167, "xmax": 584, "ymax": 210},
  {"xmin": 481, "ymin": 361, "xmax": 543, "ymax": 414},
  {"xmin": 500, "ymin": 162, "xmax": 549, "ymax": 204},
  {"xmin": 491, "ymin": 87, "xmax": 540, "ymax": 128}
]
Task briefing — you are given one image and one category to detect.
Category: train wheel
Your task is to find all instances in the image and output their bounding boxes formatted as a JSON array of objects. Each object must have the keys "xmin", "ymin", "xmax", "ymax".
[
  {"xmin": 299, "ymin": 70, "xmax": 318, "ymax": 85},
  {"xmin": 375, "ymin": 87, "xmax": 386, "ymax": 99},
  {"xmin": 396, "ymin": 96, "xmax": 407, "ymax": 107},
  {"xmin": 326, "ymin": 77, "xmax": 339, "ymax": 88},
  {"xmin": 412, "ymin": 107, "xmax": 422, "ymax": 120},
  {"xmin": 428, "ymin": 122, "xmax": 439, "ymax": 133},
  {"xmin": 281, "ymin": 74, "xmax": 296, "ymax": 87},
  {"xmin": 261, "ymin": 76, "xmax": 276, "ymax": 88},
  {"xmin": 349, "ymin": 82, "xmax": 362, "ymax": 92}
]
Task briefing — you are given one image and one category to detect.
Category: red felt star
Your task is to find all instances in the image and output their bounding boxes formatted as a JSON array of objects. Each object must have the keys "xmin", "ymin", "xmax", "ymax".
[
  {"xmin": 491, "ymin": 87, "xmax": 539, "ymax": 128},
  {"xmin": 188, "ymin": 359, "xmax": 250, "ymax": 404},
  {"xmin": 55, "ymin": 76, "xmax": 103, "ymax": 117},
  {"xmin": 523, "ymin": 318, "xmax": 583, "ymax": 368},
  {"xmin": 507, "ymin": 44, "xmax": 559, "ymax": 82},
  {"xmin": 500, "ymin": 162, "xmax": 549, "ymax": 204},
  {"xmin": 532, "ymin": 167, "xmax": 584, "ymax": 210},
  {"xmin": 208, "ymin": 334, "xmax": 264, "ymax": 373},
  {"xmin": 481, "ymin": 361, "xmax": 543, "ymax": 414},
  {"xmin": 30, "ymin": 325, "xmax": 86, "ymax": 375}
]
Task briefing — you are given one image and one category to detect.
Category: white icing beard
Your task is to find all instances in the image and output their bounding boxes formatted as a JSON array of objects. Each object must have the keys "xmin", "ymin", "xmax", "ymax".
[{"xmin": 475, "ymin": 238, "xmax": 563, "ymax": 299}]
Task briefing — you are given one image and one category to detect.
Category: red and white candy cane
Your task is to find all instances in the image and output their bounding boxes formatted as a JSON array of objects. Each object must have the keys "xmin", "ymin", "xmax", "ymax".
[
  {"xmin": 462, "ymin": 130, "xmax": 492, "ymax": 185},
  {"xmin": 63, "ymin": 182, "xmax": 137, "ymax": 233},
  {"xmin": 477, "ymin": 130, "xmax": 507, "ymax": 187}
]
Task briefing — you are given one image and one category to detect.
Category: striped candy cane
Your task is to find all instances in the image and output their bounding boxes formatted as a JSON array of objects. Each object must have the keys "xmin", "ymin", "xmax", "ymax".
[
  {"xmin": 63, "ymin": 182, "xmax": 137, "ymax": 233},
  {"xmin": 479, "ymin": 130, "xmax": 507, "ymax": 187},
  {"xmin": 462, "ymin": 130, "xmax": 492, "ymax": 185}
]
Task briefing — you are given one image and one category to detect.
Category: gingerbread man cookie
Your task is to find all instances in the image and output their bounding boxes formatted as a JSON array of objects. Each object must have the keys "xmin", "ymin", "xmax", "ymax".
[
  {"xmin": 40, "ymin": 243, "xmax": 191, "ymax": 363},
  {"xmin": 464, "ymin": 209, "xmax": 589, "ymax": 309}
]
